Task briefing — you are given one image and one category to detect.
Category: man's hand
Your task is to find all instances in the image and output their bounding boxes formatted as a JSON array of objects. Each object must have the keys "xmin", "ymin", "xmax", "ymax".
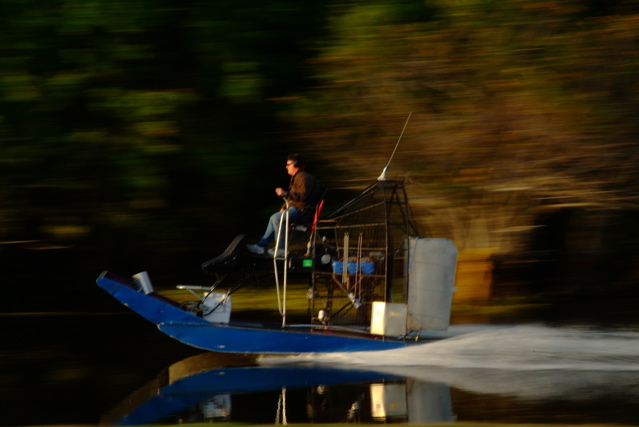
[{"xmin": 275, "ymin": 187, "xmax": 288, "ymax": 197}]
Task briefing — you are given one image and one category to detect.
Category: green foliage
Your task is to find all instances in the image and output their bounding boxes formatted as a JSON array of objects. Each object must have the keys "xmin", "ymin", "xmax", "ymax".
[
  {"xmin": 1, "ymin": 0, "xmax": 639, "ymax": 275},
  {"xmin": 0, "ymin": 0, "xmax": 326, "ymax": 255}
]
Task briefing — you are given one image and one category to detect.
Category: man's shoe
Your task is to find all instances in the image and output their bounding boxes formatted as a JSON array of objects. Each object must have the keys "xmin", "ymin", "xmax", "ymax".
[
  {"xmin": 267, "ymin": 248, "xmax": 287, "ymax": 258},
  {"xmin": 246, "ymin": 243, "xmax": 265, "ymax": 255}
]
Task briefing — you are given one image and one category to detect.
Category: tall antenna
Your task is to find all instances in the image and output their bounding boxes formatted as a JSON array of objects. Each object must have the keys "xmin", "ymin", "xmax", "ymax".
[{"xmin": 378, "ymin": 112, "xmax": 412, "ymax": 181}]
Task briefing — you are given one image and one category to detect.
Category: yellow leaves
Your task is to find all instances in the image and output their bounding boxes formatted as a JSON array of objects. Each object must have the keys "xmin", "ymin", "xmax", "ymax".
[
  {"xmin": 1, "ymin": 74, "xmax": 40, "ymax": 101},
  {"xmin": 220, "ymin": 71, "xmax": 263, "ymax": 103},
  {"xmin": 58, "ymin": 0, "xmax": 159, "ymax": 34},
  {"xmin": 89, "ymin": 89, "xmax": 196, "ymax": 148},
  {"xmin": 219, "ymin": 61, "xmax": 263, "ymax": 104},
  {"xmin": 520, "ymin": 0, "xmax": 585, "ymax": 15},
  {"xmin": 451, "ymin": 168, "xmax": 494, "ymax": 183},
  {"xmin": 42, "ymin": 224, "xmax": 92, "ymax": 239},
  {"xmin": 93, "ymin": 89, "xmax": 197, "ymax": 120},
  {"xmin": 47, "ymin": 72, "xmax": 88, "ymax": 87},
  {"xmin": 295, "ymin": 1, "xmax": 639, "ymax": 215},
  {"xmin": 133, "ymin": 122, "xmax": 179, "ymax": 137}
]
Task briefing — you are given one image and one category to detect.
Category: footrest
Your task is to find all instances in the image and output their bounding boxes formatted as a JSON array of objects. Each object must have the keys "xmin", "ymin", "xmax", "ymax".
[
  {"xmin": 176, "ymin": 285, "xmax": 209, "ymax": 290},
  {"xmin": 176, "ymin": 285, "xmax": 211, "ymax": 301}
]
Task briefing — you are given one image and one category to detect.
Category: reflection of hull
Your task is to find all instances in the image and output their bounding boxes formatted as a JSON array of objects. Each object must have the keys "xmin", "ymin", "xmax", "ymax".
[
  {"xmin": 97, "ymin": 272, "xmax": 439, "ymax": 354},
  {"xmin": 116, "ymin": 367, "xmax": 403, "ymax": 425},
  {"xmin": 103, "ymin": 353, "xmax": 454, "ymax": 426}
]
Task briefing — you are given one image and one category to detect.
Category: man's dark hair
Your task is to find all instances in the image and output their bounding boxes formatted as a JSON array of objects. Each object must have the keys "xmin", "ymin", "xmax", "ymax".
[{"xmin": 287, "ymin": 154, "xmax": 305, "ymax": 168}]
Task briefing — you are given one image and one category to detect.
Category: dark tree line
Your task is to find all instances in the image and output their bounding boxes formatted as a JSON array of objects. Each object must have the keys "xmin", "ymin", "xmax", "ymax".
[{"xmin": 2, "ymin": 0, "xmax": 639, "ymax": 293}]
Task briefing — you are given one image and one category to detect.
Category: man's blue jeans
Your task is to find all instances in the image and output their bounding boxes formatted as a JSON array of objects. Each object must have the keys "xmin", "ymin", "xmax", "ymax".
[{"xmin": 257, "ymin": 207, "xmax": 300, "ymax": 249}]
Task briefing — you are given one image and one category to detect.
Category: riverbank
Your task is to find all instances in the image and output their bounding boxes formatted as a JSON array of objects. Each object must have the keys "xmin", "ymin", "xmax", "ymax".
[{"xmin": 160, "ymin": 283, "xmax": 639, "ymax": 327}]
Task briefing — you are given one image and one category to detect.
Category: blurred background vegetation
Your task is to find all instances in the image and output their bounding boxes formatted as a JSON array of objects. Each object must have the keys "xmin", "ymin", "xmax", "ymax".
[{"xmin": 2, "ymin": 0, "xmax": 639, "ymax": 305}]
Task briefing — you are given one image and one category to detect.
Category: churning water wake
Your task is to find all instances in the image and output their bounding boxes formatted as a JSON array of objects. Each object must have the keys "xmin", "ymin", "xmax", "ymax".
[
  {"xmin": 263, "ymin": 324, "xmax": 639, "ymax": 371},
  {"xmin": 260, "ymin": 325, "xmax": 639, "ymax": 401}
]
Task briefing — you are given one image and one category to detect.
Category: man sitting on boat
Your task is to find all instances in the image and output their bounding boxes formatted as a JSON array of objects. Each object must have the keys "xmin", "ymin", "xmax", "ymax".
[{"xmin": 246, "ymin": 154, "xmax": 320, "ymax": 256}]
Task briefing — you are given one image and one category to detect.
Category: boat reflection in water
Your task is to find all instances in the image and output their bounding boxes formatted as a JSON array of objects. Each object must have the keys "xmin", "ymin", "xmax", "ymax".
[{"xmin": 102, "ymin": 352, "xmax": 455, "ymax": 425}]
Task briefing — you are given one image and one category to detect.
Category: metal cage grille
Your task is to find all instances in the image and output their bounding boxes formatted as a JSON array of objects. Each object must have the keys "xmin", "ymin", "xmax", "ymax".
[{"xmin": 310, "ymin": 180, "xmax": 419, "ymax": 328}]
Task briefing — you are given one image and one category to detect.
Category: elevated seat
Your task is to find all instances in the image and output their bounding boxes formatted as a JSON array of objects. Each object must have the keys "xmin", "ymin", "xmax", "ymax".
[
  {"xmin": 201, "ymin": 233, "xmax": 247, "ymax": 274},
  {"xmin": 277, "ymin": 189, "xmax": 327, "ymax": 255},
  {"xmin": 293, "ymin": 188, "xmax": 327, "ymax": 229},
  {"xmin": 198, "ymin": 233, "xmax": 258, "ymax": 293},
  {"xmin": 178, "ymin": 234, "xmax": 256, "ymax": 319}
]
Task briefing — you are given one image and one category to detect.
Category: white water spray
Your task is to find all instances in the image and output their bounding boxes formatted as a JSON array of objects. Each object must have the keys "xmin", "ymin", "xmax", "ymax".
[
  {"xmin": 262, "ymin": 325, "xmax": 639, "ymax": 372},
  {"xmin": 260, "ymin": 325, "xmax": 639, "ymax": 402}
]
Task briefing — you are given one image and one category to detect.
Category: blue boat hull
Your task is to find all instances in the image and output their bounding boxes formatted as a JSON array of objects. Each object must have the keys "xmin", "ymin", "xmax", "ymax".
[{"xmin": 97, "ymin": 271, "xmax": 414, "ymax": 354}]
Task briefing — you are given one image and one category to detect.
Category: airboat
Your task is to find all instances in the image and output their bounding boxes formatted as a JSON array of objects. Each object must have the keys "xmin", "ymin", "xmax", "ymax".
[{"xmin": 96, "ymin": 178, "xmax": 458, "ymax": 354}]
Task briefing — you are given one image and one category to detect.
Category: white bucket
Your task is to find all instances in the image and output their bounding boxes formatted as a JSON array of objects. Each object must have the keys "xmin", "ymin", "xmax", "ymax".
[{"xmin": 202, "ymin": 292, "xmax": 232, "ymax": 324}]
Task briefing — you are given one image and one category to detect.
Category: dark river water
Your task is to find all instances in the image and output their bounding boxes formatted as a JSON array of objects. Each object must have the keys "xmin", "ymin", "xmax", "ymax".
[{"xmin": 2, "ymin": 298, "xmax": 639, "ymax": 426}]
